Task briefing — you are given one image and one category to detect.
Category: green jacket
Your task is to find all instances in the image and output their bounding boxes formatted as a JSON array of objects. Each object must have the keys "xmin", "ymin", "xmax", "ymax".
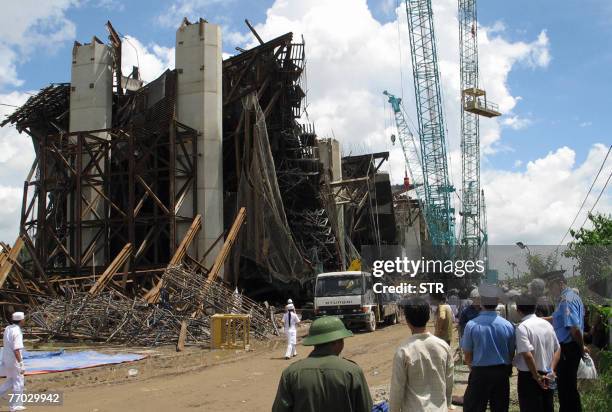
[{"xmin": 272, "ymin": 347, "xmax": 373, "ymax": 412}]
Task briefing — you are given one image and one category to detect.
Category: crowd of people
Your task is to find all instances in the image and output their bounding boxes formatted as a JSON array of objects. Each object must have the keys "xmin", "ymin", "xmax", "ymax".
[
  {"xmin": 272, "ymin": 270, "xmax": 598, "ymax": 412},
  {"xmin": 0, "ymin": 269, "xmax": 601, "ymax": 412}
]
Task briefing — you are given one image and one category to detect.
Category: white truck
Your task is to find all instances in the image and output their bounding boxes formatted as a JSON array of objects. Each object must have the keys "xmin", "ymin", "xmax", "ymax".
[{"xmin": 313, "ymin": 271, "xmax": 400, "ymax": 332}]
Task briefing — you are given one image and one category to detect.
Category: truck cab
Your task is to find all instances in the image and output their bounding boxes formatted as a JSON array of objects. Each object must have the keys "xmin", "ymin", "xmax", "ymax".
[{"xmin": 314, "ymin": 271, "xmax": 400, "ymax": 332}]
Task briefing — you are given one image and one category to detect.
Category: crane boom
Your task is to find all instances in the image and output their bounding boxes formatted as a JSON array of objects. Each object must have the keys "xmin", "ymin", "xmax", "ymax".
[
  {"xmin": 459, "ymin": 0, "xmax": 482, "ymax": 258},
  {"xmin": 458, "ymin": 0, "xmax": 500, "ymax": 262},
  {"xmin": 404, "ymin": 0, "xmax": 456, "ymax": 248},
  {"xmin": 383, "ymin": 90, "xmax": 424, "ymax": 200}
]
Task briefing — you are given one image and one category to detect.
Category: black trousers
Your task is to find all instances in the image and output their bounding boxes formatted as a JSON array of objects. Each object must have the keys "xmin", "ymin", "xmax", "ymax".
[
  {"xmin": 558, "ymin": 341, "xmax": 582, "ymax": 412},
  {"xmin": 517, "ymin": 370, "xmax": 553, "ymax": 412},
  {"xmin": 463, "ymin": 365, "xmax": 511, "ymax": 412}
]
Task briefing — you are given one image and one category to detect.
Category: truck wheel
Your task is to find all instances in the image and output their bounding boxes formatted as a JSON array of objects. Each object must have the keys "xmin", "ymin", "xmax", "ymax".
[
  {"xmin": 366, "ymin": 313, "xmax": 377, "ymax": 332},
  {"xmin": 384, "ymin": 313, "xmax": 395, "ymax": 326}
]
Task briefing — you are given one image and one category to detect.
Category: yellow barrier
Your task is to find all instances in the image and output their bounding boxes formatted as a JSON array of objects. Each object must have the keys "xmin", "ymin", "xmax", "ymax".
[{"xmin": 210, "ymin": 314, "xmax": 251, "ymax": 350}]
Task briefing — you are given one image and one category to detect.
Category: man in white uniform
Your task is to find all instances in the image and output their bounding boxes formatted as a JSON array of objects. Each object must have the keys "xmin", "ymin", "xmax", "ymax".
[
  {"xmin": 1, "ymin": 311, "xmax": 26, "ymax": 411},
  {"xmin": 283, "ymin": 304, "xmax": 300, "ymax": 359}
]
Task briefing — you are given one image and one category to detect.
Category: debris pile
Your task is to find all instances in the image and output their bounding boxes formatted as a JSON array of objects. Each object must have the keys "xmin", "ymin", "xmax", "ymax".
[{"xmin": 30, "ymin": 266, "xmax": 276, "ymax": 346}]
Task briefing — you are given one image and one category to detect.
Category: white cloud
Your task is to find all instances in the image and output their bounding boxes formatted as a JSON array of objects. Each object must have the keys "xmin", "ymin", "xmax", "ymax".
[
  {"xmin": 0, "ymin": 0, "xmax": 78, "ymax": 241},
  {"xmin": 229, "ymin": 0, "xmax": 551, "ymax": 162},
  {"xmin": 0, "ymin": 0, "xmax": 77, "ymax": 89},
  {"xmin": 502, "ymin": 115, "xmax": 532, "ymax": 130},
  {"xmin": 224, "ymin": 0, "xmax": 608, "ymax": 246},
  {"xmin": 0, "ymin": 91, "xmax": 34, "ymax": 241},
  {"xmin": 483, "ymin": 144, "xmax": 612, "ymax": 244},
  {"xmin": 158, "ymin": 0, "xmax": 232, "ymax": 27},
  {"xmin": 0, "ymin": 185, "xmax": 23, "ymax": 243},
  {"xmin": 579, "ymin": 121, "xmax": 592, "ymax": 128},
  {"xmin": 92, "ymin": 0, "xmax": 125, "ymax": 11},
  {"xmin": 3, "ymin": 0, "xmax": 603, "ymax": 248},
  {"xmin": 121, "ymin": 36, "xmax": 175, "ymax": 83}
]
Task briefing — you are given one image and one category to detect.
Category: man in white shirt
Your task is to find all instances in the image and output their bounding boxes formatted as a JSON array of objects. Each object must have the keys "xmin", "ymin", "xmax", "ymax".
[
  {"xmin": 1, "ymin": 311, "xmax": 26, "ymax": 411},
  {"xmin": 390, "ymin": 297, "xmax": 454, "ymax": 412},
  {"xmin": 513, "ymin": 295, "xmax": 560, "ymax": 412}
]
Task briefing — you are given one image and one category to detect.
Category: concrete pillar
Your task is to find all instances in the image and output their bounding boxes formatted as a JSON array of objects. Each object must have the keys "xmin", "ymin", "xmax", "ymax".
[
  {"xmin": 317, "ymin": 138, "xmax": 345, "ymax": 266},
  {"xmin": 175, "ymin": 19, "xmax": 223, "ymax": 273},
  {"xmin": 70, "ymin": 39, "xmax": 113, "ymax": 132},
  {"xmin": 69, "ymin": 38, "xmax": 113, "ymax": 268}
]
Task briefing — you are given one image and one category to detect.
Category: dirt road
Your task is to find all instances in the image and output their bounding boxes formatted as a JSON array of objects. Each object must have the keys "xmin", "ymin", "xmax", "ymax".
[{"xmin": 51, "ymin": 322, "xmax": 469, "ymax": 411}]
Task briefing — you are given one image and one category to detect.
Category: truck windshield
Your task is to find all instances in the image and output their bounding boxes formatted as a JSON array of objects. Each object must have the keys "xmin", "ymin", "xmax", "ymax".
[{"xmin": 315, "ymin": 276, "xmax": 363, "ymax": 297}]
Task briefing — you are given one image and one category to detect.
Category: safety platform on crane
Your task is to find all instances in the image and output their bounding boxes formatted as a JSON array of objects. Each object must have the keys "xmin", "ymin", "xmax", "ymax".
[{"xmin": 463, "ymin": 88, "xmax": 501, "ymax": 118}]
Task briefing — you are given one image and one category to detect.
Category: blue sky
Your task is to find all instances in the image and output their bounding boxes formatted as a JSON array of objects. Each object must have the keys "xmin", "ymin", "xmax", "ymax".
[
  {"xmin": 6, "ymin": 0, "xmax": 611, "ymax": 168},
  {"xmin": 0, "ymin": 0, "xmax": 610, "ymax": 244}
]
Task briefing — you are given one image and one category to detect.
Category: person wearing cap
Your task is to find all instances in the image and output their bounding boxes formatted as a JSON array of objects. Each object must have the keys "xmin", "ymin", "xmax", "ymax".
[
  {"xmin": 542, "ymin": 270, "xmax": 585, "ymax": 412},
  {"xmin": 0, "ymin": 312, "xmax": 27, "ymax": 412},
  {"xmin": 272, "ymin": 316, "xmax": 372, "ymax": 412},
  {"xmin": 513, "ymin": 294, "xmax": 560, "ymax": 412},
  {"xmin": 458, "ymin": 289, "xmax": 481, "ymax": 338},
  {"xmin": 283, "ymin": 303, "xmax": 300, "ymax": 360},
  {"xmin": 389, "ymin": 297, "xmax": 454, "ymax": 412},
  {"xmin": 461, "ymin": 284, "xmax": 515, "ymax": 412}
]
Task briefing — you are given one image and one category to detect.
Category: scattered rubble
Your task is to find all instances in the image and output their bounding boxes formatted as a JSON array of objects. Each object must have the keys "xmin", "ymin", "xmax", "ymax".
[{"xmin": 30, "ymin": 265, "xmax": 276, "ymax": 346}]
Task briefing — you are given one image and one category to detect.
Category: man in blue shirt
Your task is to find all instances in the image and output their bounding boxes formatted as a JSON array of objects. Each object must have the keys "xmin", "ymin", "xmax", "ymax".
[
  {"xmin": 461, "ymin": 284, "xmax": 515, "ymax": 412},
  {"xmin": 459, "ymin": 288, "xmax": 481, "ymax": 337},
  {"xmin": 543, "ymin": 270, "xmax": 585, "ymax": 412}
]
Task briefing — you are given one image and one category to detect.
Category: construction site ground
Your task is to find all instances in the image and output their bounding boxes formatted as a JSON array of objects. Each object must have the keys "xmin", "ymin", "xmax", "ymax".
[{"xmin": 19, "ymin": 321, "xmax": 522, "ymax": 412}]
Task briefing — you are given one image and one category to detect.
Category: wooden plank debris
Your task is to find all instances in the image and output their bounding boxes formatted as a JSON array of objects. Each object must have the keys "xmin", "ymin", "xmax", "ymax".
[
  {"xmin": 30, "ymin": 265, "xmax": 276, "ymax": 346},
  {"xmin": 0, "ymin": 237, "xmax": 24, "ymax": 289},
  {"xmin": 144, "ymin": 214, "xmax": 202, "ymax": 303},
  {"xmin": 207, "ymin": 207, "xmax": 246, "ymax": 282},
  {"xmin": 89, "ymin": 243, "xmax": 133, "ymax": 296},
  {"xmin": 176, "ymin": 320, "xmax": 188, "ymax": 352}
]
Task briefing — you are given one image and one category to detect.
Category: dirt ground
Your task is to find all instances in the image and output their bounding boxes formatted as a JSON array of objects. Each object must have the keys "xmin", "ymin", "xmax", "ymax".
[{"xmin": 17, "ymin": 321, "xmax": 513, "ymax": 411}]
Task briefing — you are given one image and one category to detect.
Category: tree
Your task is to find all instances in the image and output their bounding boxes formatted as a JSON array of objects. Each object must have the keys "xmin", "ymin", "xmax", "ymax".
[
  {"xmin": 564, "ymin": 213, "xmax": 612, "ymax": 288},
  {"xmin": 524, "ymin": 253, "xmax": 559, "ymax": 280}
]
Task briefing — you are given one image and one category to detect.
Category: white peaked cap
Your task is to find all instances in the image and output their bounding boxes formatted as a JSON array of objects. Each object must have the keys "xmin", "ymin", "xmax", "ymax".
[
  {"xmin": 12, "ymin": 312, "xmax": 25, "ymax": 321},
  {"xmin": 287, "ymin": 299, "xmax": 293, "ymax": 304}
]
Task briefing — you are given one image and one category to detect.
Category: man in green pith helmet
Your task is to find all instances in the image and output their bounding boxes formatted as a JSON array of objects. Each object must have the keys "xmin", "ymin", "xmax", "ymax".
[{"xmin": 271, "ymin": 316, "xmax": 373, "ymax": 412}]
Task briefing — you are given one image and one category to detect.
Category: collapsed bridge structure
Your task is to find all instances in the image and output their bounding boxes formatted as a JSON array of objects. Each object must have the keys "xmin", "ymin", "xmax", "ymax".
[{"xmin": 0, "ymin": 18, "xmax": 425, "ymax": 321}]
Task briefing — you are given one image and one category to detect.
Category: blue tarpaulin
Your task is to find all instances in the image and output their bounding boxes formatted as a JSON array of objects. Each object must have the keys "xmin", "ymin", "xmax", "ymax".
[{"xmin": 1, "ymin": 350, "xmax": 146, "ymax": 375}]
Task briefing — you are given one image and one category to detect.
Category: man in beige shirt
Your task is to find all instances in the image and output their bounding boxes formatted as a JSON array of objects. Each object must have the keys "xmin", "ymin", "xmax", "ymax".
[
  {"xmin": 390, "ymin": 296, "xmax": 454, "ymax": 412},
  {"xmin": 433, "ymin": 294, "xmax": 454, "ymax": 345}
]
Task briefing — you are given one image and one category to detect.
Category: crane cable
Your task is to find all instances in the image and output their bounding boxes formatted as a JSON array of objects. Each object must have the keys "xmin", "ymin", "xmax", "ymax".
[
  {"xmin": 576, "ymin": 168, "xmax": 612, "ymax": 232},
  {"xmin": 557, "ymin": 144, "xmax": 611, "ymax": 245}
]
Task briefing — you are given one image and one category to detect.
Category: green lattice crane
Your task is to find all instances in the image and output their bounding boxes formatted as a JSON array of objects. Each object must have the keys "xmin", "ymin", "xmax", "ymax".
[
  {"xmin": 458, "ymin": 0, "xmax": 500, "ymax": 261},
  {"xmin": 403, "ymin": 0, "xmax": 456, "ymax": 248},
  {"xmin": 383, "ymin": 90, "xmax": 425, "ymax": 200}
]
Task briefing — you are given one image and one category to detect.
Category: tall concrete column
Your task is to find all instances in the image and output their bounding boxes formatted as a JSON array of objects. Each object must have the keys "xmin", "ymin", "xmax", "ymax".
[
  {"xmin": 69, "ymin": 38, "xmax": 113, "ymax": 267},
  {"xmin": 175, "ymin": 19, "xmax": 223, "ymax": 274},
  {"xmin": 317, "ymin": 138, "xmax": 345, "ymax": 266}
]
